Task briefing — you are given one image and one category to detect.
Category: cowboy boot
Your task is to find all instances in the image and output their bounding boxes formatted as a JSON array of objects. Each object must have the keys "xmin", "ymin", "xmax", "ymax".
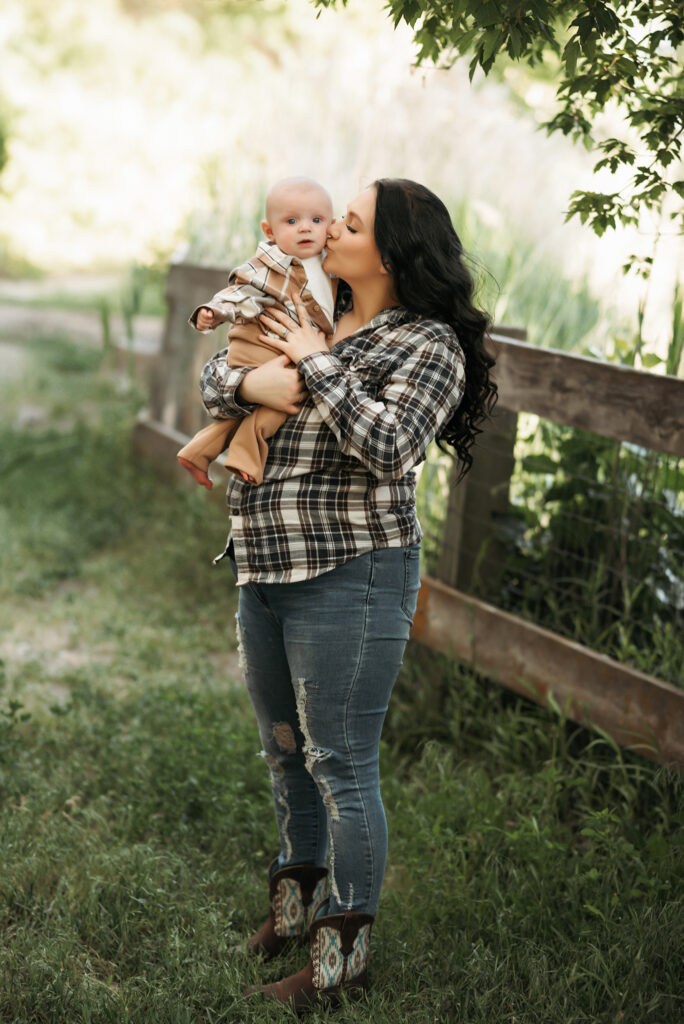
[
  {"xmin": 240, "ymin": 858, "xmax": 328, "ymax": 959},
  {"xmin": 252, "ymin": 905, "xmax": 374, "ymax": 1010}
]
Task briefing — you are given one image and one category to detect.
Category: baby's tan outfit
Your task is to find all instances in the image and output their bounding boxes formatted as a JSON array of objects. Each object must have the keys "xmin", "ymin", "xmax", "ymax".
[{"xmin": 179, "ymin": 241, "xmax": 335, "ymax": 484}]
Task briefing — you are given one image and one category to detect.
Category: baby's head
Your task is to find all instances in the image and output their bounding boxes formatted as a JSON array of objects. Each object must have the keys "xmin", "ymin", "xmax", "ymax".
[{"xmin": 261, "ymin": 177, "xmax": 333, "ymax": 259}]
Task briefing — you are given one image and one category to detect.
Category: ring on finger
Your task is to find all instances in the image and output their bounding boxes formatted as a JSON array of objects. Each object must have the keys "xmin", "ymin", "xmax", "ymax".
[{"xmin": 281, "ymin": 328, "xmax": 290, "ymax": 339}]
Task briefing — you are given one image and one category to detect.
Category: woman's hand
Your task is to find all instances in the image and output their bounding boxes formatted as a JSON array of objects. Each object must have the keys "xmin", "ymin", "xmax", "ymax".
[
  {"xmin": 239, "ymin": 355, "xmax": 308, "ymax": 415},
  {"xmin": 259, "ymin": 292, "xmax": 328, "ymax": 364}
]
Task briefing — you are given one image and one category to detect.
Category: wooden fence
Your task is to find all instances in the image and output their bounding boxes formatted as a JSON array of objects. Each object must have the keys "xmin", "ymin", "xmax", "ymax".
[{"xmin": 135, "ymin": 263, "xmax": 684, "ymax": 766}]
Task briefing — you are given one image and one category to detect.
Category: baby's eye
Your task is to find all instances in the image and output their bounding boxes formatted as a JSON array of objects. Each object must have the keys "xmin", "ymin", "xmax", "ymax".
[
  {"xmin": 313, "ymin": 217, "xmax": 322, "ymax": 223},
  {"xmin": 287, "ymin": 218, "xmax": 297, "ymax": 224}
]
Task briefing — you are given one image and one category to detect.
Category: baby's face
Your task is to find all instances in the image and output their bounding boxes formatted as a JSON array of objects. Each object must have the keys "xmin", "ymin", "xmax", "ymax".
[{"xmin": 263, "ymin": 186, "xmax": 332, "ymax": 259}]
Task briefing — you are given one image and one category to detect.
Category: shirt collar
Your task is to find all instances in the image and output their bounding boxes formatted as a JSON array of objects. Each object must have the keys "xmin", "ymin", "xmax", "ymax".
[
  {"xmin": 367, "ymin": 305, "xmax": 411, "ymax": 330},
  {"xmin": 256, "ymin": 240, "xmax": 301, "ymax": 272}
]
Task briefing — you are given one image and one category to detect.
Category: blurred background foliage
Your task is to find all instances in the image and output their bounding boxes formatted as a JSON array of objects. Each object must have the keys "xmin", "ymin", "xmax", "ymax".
[
  {"xmin": 0, "ymin": 0, "xmax": 681, "ymax": 361},
  {"xmin": 1, "ymin": 1, "xmax": 682, "ymax": 686},
  {"xmin": 317, "ymin": 1, "xmax": 684, "ymax": 251}
]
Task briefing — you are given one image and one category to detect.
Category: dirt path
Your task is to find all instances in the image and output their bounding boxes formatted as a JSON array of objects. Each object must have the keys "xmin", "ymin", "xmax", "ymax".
[
  {"xmin": 0, "ymin": 286, "xmax": 248, "ymax": 706},
  {"xmin": 0, "ymin": 282, "xmax": 164, "ymax": 405},
  {"xmin": 0, "ymin": 304, "xmax": 162, "ymax": 351}
]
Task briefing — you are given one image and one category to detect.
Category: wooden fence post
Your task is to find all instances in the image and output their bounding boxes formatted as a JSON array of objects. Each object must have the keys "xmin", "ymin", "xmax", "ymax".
[
  {"xmin": 150, "ymin": 264, "xmax": 229, "ymax": 435},
  {"xmin": 435, "ymin": 406, "xmax": 518, "ymax": 596},
  {"xmin": 435, "ymin": 328, "xmax": 524, "ymax": 596}
]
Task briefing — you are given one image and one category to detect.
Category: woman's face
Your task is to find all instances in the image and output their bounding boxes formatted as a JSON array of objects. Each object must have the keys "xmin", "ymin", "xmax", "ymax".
[{"xmin": 323, "ymin": 187, "xmax": 387, "ymax": 283}]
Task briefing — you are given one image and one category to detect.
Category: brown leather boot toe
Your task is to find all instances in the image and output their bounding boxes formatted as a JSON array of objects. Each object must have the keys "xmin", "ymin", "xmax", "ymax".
[{"xmin": 248, "ymin": 905, "xmax": 373, "ymax": 1011}]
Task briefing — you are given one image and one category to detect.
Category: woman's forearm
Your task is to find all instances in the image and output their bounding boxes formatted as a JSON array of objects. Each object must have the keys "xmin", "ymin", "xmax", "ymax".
[
  {"xmin": 200, "ymin": 354, "xmax": 258, "ymax": 420},
  {"xmin": 298, "ymin": 341, "xmax": 464, "ymax": 481},
  {"xmin": 200, "ymin": 350, "xmax": 306, "ymax": 420},
  {"xmin": 238, "ymin": 357, "xmax": 307, "ymax": 415}
]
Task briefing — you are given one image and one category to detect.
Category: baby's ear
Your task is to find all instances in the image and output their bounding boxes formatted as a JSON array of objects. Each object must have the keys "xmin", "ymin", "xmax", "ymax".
[{"xmin": 261, "ymin": 219, "xmax": 275, "ymax": 241}]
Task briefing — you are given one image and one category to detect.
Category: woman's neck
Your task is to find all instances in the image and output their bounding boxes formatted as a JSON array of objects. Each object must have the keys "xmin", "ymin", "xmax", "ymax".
[{"xmin": 347, "ymin": 278, "xmax": 398, "ymax": 329}]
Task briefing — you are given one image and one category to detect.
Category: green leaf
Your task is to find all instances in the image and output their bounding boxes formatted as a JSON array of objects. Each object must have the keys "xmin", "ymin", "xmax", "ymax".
[
  {"xmin": 482, "ymin": 28, "xmax": 503, "ymax": 64},
  {"xmin": 477, "ymin": 2, "xmax": 501, "ymax": 28},
  {"xmin": 564, "ymin": 39, "xmax": 580, "ymax": 77},
  {"xmin": 456, "ymin": 26, "xmax": 479, "ymax": 55},
  {"xmin": 521, "ymin": 454, "xmax": 558, "ymax": 474}
]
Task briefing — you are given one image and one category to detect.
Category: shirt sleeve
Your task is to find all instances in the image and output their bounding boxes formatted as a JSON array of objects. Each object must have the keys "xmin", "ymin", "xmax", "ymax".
[
  {"xmin": 188, "ymin": 263, "xmax": 276, "ymax": 331},
  {"xmin": 199, "ymin": 348, "xmax": 258, "ymax": 420},
  {"xmin": 297, "ymin": 332, "xmax": 465, "ymax": 481}
]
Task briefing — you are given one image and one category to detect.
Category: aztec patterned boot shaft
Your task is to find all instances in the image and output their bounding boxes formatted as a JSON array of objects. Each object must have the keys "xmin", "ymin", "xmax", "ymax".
[
  {"xmin": 310, "ymin": 910, "xmax": 372, "ymax": 992},
  {"xmin": 243, "ymin": 858, "xmax": 328, "ymax": 959}
]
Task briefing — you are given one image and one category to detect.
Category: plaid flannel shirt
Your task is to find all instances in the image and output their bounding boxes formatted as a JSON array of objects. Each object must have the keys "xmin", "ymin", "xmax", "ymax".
[{"xmin": 200, "ymin": 302, "xmax": 466, "ymax": 584}]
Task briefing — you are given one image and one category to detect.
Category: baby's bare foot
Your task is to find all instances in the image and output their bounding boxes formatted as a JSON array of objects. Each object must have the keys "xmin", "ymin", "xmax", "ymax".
[{"xmin": 178, "ymin": 456, "xmax": 213, "ymax": 490}]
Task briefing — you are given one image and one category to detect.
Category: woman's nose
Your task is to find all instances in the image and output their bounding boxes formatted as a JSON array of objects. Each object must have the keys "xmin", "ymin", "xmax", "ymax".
[{"xmin": 327, "ymin": 219, "xmax": 341, "ymax": 238}]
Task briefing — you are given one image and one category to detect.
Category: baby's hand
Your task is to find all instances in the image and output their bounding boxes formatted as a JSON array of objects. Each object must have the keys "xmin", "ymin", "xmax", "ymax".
[{"xmin": 195, "ymin": 307, "xmax": 215, "ymax": 331}]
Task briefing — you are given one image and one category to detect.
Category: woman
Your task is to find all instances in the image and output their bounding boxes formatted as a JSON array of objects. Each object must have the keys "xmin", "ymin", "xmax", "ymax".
[{"xmin": 199, "ymin": 179, "xmax": 496, "ymax": 1009}]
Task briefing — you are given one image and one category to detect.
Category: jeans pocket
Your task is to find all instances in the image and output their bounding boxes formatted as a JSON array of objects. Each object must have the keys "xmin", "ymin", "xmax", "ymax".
[
  {"xmin": 246, "ymin": 581, "xmax": 271, "ymax": 610},
  {"xmin": 401, "ymin": 545, "xmax": 421, "ymax": 621}
]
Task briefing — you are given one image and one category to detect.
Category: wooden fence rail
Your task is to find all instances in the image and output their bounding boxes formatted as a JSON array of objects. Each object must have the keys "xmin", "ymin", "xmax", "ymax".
[
  {"xmin": 134, "ymin": 263, "xmax": 684, "ymax": 766},
  {"xmin": 410, "ymin": 577, "xmax": 684, "ymax": 765},
  {"xmin": 489, "ymin": 333, "xmax": 684, "ymax": 457}
]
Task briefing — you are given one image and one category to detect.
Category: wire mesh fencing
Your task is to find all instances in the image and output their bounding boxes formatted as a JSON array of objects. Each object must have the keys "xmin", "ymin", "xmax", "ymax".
[{"xmin": 416, "ymin": 413, "xmax": 684, "ymax": 689}]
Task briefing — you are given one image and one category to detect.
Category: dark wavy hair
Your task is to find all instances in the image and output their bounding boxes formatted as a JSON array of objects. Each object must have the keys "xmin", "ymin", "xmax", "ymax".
[{"xmin": 373, "ymin": 178, "xmax": 497, "ymax": 479}]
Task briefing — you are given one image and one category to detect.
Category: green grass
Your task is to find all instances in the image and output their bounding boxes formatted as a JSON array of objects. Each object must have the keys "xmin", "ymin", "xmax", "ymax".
[{"xmin": 1, "ymin": 330, "xmax": 682, "ymax": 1022}]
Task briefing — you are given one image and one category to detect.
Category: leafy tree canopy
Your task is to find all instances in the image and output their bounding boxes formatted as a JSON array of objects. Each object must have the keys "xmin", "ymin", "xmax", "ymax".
[{"xmin": 313, "ymin": 1, "xmax": 684, "ymax": 264}]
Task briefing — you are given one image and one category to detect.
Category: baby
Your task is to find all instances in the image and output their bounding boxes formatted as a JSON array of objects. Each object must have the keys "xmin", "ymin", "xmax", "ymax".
[{"xmin": 178, "ymin": 176, "xmax": 335, "ymax": 488}]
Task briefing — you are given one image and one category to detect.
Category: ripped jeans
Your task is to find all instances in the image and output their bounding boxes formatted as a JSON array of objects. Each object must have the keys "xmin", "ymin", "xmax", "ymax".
[{"xmin": 234, "ymin": 545, "xmax": 421, "ymax": 916}]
